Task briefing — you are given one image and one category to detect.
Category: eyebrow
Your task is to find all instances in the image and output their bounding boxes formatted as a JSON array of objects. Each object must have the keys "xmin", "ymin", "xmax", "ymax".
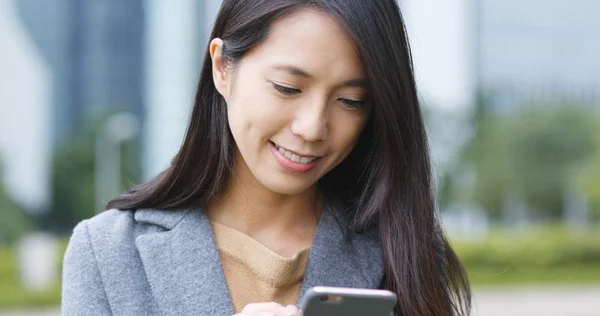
[
  {"xmin": 272, "ymin": 64, "xmax": 312, "ymax": 78},
  {"xmin": 271, "ymin": 63, "xmax": 366, "ymax": 88}
]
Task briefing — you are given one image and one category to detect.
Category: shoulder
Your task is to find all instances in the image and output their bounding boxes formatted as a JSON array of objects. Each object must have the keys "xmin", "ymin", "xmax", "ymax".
[
  {"xmin": 64, "ymin": 208, "xmax": 197, "ymax": 291},
  {"xmin": 64, "ymin": 209, "xmax": 194, "ymax": 314},
  {"xmin": 84, "ymin": 208, "xmax": 192, "ymax": 236},
  {"xmin": 70, "ymin": 208, "xmax": 194, "ymax": 258}
]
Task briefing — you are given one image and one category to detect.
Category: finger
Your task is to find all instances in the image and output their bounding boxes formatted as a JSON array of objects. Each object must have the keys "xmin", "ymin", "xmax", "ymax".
[
  {"xmin": 284, "ymin": 305, "xmax": 300, "ymax": 316},
  {"xmin": 241, "ymin": 302, "xmax": 283, "ymax": 314}
]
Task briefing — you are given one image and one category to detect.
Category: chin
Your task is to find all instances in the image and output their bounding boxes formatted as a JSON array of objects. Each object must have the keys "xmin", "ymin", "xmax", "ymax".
[{"xmin": 259, "ymin": 177, "xmax": 318, "ymax": 196}]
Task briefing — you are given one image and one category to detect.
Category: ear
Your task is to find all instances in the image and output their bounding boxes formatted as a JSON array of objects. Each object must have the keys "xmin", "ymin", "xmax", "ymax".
[{"xmin": 210, "ymin": 38, "xmax": 229, "ymax": 98}]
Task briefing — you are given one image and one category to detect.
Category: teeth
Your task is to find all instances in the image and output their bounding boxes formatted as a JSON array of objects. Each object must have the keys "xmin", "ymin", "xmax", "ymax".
[{"xmin": 273, "ymin": 143, "xmax": 317, "ymax": 164}]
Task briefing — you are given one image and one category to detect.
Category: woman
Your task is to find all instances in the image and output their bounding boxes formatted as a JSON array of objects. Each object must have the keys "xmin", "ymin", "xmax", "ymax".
[{"xmin": 62, "ymin": 0, "xmax": 471, "ymax": 315}]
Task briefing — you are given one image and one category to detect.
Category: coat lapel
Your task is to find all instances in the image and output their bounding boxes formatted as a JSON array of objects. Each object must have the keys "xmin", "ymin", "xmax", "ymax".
[
  {"xmin": 132, "ymin": 199, "xmax": 383, "ymax": 314},
  {"xmin": 135, "ymin": 209, "xmax": 235, "ymax": 316},
  {"xmin": 298, "ymin": 198, "xmax": 384, "ymax": 303}
]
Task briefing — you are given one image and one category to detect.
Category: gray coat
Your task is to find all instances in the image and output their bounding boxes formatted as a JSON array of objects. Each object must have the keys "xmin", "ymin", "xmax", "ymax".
[{"xmin": 61, "ymin": 200, "xmax": 384, "ymax": 315}]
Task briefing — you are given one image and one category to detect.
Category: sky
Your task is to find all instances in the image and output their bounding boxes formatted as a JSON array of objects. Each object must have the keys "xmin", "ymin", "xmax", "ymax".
[{"xmin": 402, "ymin": 0, "xmax": 473, "ymax": 110}]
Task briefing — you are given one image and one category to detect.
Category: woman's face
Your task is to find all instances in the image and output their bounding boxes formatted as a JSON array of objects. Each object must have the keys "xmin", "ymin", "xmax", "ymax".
[{"xmin": 211, "ymin": 9, "xmax": 370, "ymax": 195}]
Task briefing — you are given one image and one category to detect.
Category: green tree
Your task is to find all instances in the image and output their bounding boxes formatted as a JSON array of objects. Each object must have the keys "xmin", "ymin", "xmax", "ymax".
[
  {"xmin": 40, "ymin": 110, "xmax": 140, "ymax": 234},
  {"xmin": 0, "ymin": 158, "xmax": 36, "ymax": 244},
  {"xmin": 442, "ymin": 101, "xmax": 598, "ymax": 220},
  {"xmin": 578, "ymin": 119, "xmax": 600, "ymax": 218}
]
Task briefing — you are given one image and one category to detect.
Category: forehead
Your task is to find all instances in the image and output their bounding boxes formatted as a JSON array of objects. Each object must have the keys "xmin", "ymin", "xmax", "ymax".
[{"xmin": 242, "ymin": 8, "xmax": 365, "ymax": 80}]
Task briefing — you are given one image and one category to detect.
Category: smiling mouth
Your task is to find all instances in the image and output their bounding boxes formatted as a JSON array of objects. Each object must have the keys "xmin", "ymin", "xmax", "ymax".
[{"xmin": 271, "ymin": 142, "xmax": 320, "ymax": 164}]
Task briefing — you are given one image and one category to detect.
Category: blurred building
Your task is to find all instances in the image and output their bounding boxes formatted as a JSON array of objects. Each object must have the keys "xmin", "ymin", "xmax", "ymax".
[
  {"xmin": 474, "ymin": 0, "xmax": 600, "ymax": 114},
  {"xmin": 143, "ymin": 0, "xmax": 220, "ymax": 179},
  {"xmin": 16, "ymin": 0, "xmax": 146, "ymax": 145},
  {"xmin": 0, "ymin": 1, "xmax": 52, "ymax": 212},
  {"xmin": 402, "ymin": 0, "xmax": 473, "ymax": 110},
  {"xmin": 0, "ymin": 0, "xmax": 224, "ymax": 213}
]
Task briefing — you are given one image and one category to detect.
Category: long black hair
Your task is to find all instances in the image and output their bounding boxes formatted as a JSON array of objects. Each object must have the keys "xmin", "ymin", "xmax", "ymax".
[{"xmin": 107, "ymin": 1, "xmax": 471, "ymax": 315}]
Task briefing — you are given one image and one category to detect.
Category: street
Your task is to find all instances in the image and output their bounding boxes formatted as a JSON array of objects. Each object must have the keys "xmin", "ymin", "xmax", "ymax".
[{"xmin": 472, "ymin": 285, "xmax": 600, "ymax": 316}]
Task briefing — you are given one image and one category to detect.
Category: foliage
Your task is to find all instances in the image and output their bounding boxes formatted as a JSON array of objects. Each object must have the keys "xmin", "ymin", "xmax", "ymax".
[
  {"xmin": 577, "ymin": 119, "xmax": 600, "ymax": 218},
  {"xmin": 0, "ymin": 241, "xmax": 67, "ymax": 309},
  {"xmin": 452, "ymin": 224, "xmax": 600, "ymax": 285},
  {"xmin": 0, "ymin": 158, "xmax": 36, "ymax": 245},
  {"xmin": 40, "ymin": 109, "xmax": 140, "ymax": 234},
  {"xmin": 464, "ymin": 264, "xmax": 600, "ymax": 286},
  {"xmin": 441, "ymin": 98, "xmax": 599, "ymax": 220}
]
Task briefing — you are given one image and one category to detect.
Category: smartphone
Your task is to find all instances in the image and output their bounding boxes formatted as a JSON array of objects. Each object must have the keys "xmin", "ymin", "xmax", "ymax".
[{"xmin": 299, "ymin": 286, "xmax": 397, "ymax": 316}]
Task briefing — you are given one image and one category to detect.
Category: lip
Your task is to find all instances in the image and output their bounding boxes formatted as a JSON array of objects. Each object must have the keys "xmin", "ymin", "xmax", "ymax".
[
  {"xmin": 271, "ymin": 142, "xmax": 322, "ymax": 158},
  {"xmin": 269, "ymin": 142, "xmax": 320, "ymax": 173}
]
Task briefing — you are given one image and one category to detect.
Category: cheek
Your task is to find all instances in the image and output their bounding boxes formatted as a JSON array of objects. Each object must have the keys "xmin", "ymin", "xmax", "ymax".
[
  {"xmin": 335, "ymin": 114, "xmax": 369, "ymax": 150},
  {"xmin": 226, "ymin": 88, "xmax": 290, "ymax": 146},
  {"xmin": 225, "ymin": 101, "xmax": 246, "ymax": 139},
  {"xmin": 226, "ymin": 81, "xmax": 261, "ymax": 131},
  {"xmin": 327, "ymin": 114, "xmax": 368, "ymax": 166}
]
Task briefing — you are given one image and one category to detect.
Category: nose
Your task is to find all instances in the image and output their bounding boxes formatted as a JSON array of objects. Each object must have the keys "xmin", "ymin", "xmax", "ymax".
[{"xmin": 290, "ymin": 100, "xmax": 329, "ymax": 142}]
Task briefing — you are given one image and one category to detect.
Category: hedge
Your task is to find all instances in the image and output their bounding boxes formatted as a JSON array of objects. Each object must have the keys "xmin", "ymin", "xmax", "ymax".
[
  {"xmin": 0, "ymin": 242, "xmax": 66, "ymax": 309},
  {"xmin": 1, "ymin": 225, "xmax": 599, "ymax": 308},
  {"xmin": 452, "ymin": 224, "xmax": 600, "ymax": 285}
]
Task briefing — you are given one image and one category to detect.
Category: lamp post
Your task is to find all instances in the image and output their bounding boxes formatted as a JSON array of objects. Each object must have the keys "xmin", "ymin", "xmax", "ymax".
[{"xmin": 94, "ymin": 112, "xmax": 139, "ymax": 214}]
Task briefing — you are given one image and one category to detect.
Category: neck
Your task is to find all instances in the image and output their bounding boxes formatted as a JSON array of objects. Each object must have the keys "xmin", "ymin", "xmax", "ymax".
[{"xmin": 206, "ymin": 157, "xmax": 322, "ymax": 238}]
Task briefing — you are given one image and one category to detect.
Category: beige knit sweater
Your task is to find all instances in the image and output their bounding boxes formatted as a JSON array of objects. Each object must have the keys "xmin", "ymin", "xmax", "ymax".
[{"xmin": 211, "ymin": 221, "xmax": 310, "ymax": 313}]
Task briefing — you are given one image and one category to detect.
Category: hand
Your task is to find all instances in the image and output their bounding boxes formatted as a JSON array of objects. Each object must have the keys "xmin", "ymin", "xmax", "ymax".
[{"xmin": 233, "ymin": 302, "xmax": 301, "ymax": 316}]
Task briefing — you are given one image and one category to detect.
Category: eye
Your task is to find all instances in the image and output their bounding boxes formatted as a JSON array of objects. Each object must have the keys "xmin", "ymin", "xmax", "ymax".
[
  {"xmin": 272, "ymin": 83, "xmax": 301, "ymax": 95},
  {"xmin": 340, "ymin": 98, "xmax": 366, "ymax": 109}
]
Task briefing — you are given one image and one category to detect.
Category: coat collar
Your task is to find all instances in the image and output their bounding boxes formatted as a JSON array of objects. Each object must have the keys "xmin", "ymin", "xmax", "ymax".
[
  {"xmin": 298, "ymin": 198, "xmax": 384, "ymax": 301},
  {"xmin": 134, "ymin": 208, "xmax": 234, "ymax": 315},
  {"xmin": 133, "ymin": 198, "xmax": 383, "ymax": 315}
]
